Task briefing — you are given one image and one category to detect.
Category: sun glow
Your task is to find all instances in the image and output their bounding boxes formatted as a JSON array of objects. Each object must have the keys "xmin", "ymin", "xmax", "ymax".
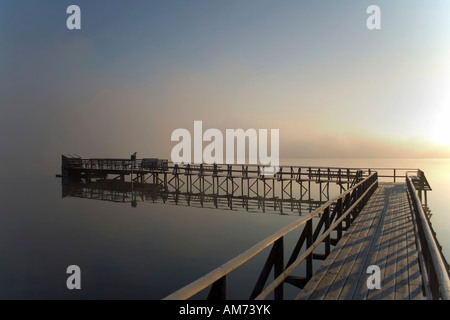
[{"xmin": 430, "ymin": 103, "xmax": 450, "ymax": 146}]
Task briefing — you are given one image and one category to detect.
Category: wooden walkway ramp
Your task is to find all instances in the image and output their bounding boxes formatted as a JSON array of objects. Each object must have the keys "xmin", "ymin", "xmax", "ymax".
[{"xmin": 296, "ymin": 182, "xmax": 423, "ymax": 300}]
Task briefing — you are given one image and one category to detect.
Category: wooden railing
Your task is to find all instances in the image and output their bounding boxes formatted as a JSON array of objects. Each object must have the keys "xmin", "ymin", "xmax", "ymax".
[
  {"xmin": 406, "ymin": 173, "xmax": 450, "ymax": 300},
  {"xmin": 163, "ymin": 172, "xmax": 378, "ymax": 300},
  {"xmin": 63, "ymin": 155, "xmax": 412, "ymax": 183}
]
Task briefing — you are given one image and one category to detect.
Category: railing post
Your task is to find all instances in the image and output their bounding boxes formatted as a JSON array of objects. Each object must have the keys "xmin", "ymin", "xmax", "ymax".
[
  {"xmin": 324, "ymin": 207, "xmax": 331, "ymax": 257},
  {"xmin": 306, "ymin": 220, "xmax": 313, "ymax": 280},
  {"xmin": 207, "ymin": 276, "xmax": 227, "ymax": 300},
  {"xmin": 335, "ymin": 198, "xmax": 343, "ymax": 243},
  {"xmin": 250, "ymin": 237, "xmax": 284, "ymax": 300},
  {"xmin": 274, "ymin": 237, "xmax": 284, "ymax": 300}
]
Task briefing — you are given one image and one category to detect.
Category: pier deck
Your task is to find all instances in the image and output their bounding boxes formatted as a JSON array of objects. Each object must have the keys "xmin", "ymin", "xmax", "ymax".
[{"xmin": 296, "ymin": 183, "xmax": 423, "ymax": 300}]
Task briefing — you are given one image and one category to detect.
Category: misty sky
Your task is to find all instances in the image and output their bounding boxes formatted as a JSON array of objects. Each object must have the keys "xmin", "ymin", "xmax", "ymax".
[{"xmin": 1, "ymin": 0, "xmax": 450, "ymax": 175}]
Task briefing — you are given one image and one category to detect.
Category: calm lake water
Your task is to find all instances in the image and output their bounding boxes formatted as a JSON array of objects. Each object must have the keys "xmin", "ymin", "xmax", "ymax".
[{"xmin": 1, "ymin": 158, "xmax": 449, "ymax": 299}]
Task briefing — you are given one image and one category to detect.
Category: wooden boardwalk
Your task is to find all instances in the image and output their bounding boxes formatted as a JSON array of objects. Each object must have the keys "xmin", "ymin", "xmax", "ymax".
[
  {"xmin": 296, "ymin": 182, "xmax": 424, "ymax": 300},
  {"xmin": 60, "ymin": 157, "xmax": 448, "ymax": 300}
]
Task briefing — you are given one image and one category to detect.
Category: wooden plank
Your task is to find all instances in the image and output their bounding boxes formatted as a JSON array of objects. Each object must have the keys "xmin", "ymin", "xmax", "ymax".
[
  {"xmin": 308, "ymin": 230, "xmax": 357, "ymax": 299},
  {"xmin": 337, "ymin": 187, "xmax": 386, "ymax": 299},
  {"xmin": 295, "ymin": 218, "xmax": 358, "ymax": 300},
  {"xmin": 393, "ymin": 189, "xmax": 410, "ymax": 300},
  {"xmin": 380, "ymin": 187, "xmax": 402, "ymax": 300},
  {"xmin": 296, "ymin": 184, "xmax": 385, "ymax": 300},
  {"xmin": 346, "ymin": 184, "xmax": 391, "ymax": 300},
  {"xmin": 295, "ymin": 232, "xmax": 351, "ymax": 299},
  {"xmin": 362, "ymin": 185, "xmax": 397, "ymax": 299},
  {"xmin": 297, "ymin": 183, "xmax": 424, "ymax": 300},
  {"xmin": 324, "ymin": 196, "xmax": 382, "ymax": 300}
]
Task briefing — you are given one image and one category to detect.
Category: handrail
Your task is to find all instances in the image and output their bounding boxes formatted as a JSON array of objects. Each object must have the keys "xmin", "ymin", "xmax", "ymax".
[
  {"xmin": 66, "ymin": 158, "xmax": 416, "ymax": 171},
  {"xmin": 163, "ymin": 172, "xmax": 378, "ymax": 300},
  {"xmin": 406, "ymin": 173, "xmax": 450, "ymax": 300},
  {"xmin": 64, "ymin": 157, "xmax": 413, "ymax": 182},
  {"xmin": 254, "ymin": 176, "xmax": 378, "ymax": 299}
]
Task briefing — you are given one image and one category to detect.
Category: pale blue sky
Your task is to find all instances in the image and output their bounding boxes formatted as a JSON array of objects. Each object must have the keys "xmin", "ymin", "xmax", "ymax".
[{"xmin": 1, "ymin": 1, "xmax": 450, "ymax": 174}]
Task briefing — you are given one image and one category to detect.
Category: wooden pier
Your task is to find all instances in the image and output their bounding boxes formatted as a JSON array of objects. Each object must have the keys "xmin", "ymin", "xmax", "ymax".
[
  {"xmin": 162, "ymin": 170, "xmax": 449, "ymax": 300},
  {"xmin": 296, "ymin": 183, "xmax": 423, "ymax": 300},
  {"xmin": 59, "ymin": 155, "xmax": 449, "ymax": 300},
  {"xmin": 60, "ymin": 155, "xmax": 420, "ymax": 209},
  {"xmin": 60, "ymin": 154, "xmax": 372, "ymax": 215}
]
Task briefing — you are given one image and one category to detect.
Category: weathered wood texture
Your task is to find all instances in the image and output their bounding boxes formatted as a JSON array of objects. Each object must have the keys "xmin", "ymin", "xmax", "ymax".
[{"xmin": 296, "ymin": 183, "xmax": 423, "ymax": 300}]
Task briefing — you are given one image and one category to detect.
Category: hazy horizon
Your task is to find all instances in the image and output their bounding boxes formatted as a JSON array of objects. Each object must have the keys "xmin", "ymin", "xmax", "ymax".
[{"xmin": 1, "ymin": 1, "xmax": 450, "ymax": 176}]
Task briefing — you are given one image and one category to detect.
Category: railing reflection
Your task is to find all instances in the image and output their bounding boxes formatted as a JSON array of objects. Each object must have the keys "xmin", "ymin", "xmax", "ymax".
[{"xmin": 61, "ymin": 177, "xmax": 330, "ymax": 215}]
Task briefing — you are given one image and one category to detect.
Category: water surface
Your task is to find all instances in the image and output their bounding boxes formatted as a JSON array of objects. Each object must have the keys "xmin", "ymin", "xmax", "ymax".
[{"xmin": 1, "ymin": 158, "xmax": 449, "ymax": 299}]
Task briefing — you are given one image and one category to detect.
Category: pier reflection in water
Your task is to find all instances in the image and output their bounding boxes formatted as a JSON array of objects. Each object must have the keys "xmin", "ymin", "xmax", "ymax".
[
  {"xmin": 60, "ymin": 156, "xmax": 367, "ymax": 215},
  {"xmin": 61, "ymin": 157, "xmax": 431, "ymax": 218},
  {"xmin": 61, "ymin": 177, "xmax": 335, "ymax": 216}
]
